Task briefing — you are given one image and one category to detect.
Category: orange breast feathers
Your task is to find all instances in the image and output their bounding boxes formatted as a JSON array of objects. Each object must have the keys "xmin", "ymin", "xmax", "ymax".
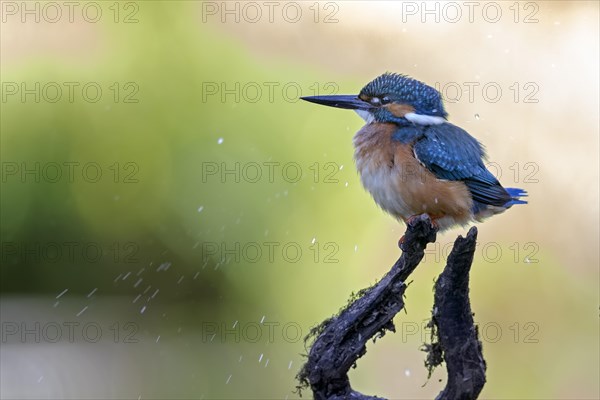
[{"xmin": 353, "ymin": 123, "xmax": 474, "ymax": 230}]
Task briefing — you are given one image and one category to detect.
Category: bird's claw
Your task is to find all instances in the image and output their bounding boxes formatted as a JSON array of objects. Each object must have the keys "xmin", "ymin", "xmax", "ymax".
[{"xmin": 399, "ymin": 214, "xmax": 440, "ymax": 250}]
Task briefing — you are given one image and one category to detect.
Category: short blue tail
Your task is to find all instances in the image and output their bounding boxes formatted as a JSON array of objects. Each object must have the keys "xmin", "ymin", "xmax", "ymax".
[{"xmin": 505, "ymin": 187, "xmax": 528, "ymax": 206}]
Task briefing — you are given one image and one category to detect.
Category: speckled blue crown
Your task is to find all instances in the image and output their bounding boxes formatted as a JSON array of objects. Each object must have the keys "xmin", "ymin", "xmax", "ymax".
[{"xmin": 359, "ymin": 72, "xmax": 447, "ymax": 117}]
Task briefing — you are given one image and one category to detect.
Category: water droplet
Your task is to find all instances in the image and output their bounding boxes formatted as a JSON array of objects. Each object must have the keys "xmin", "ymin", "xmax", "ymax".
[
  {"xmin": 133, "ymin": 278, "xmax": 143, "ymax": 288},
  {"xmin": 37, "ymin": 376, "xmax": 44, "ymax": 383},
  {"xmin": 232, "ymin": 320, "xmax": 238, "ymax": 329},
  {"xmin": 177, "ymin": 276, "xmax": 184, "ymax": 284},
  {"xmin": 405, "ymin": 369, "xmax": 411, "ymax": 377},
  {"xmin": 354, "ymin": 245, "xmax": 358, "ymax": 252},
  {"xmin": 86, "ymin": 288, "xmax": 98, "ymax": 298},
  {"xmin": 345, "ymin": 182, "xmax": 349, "ymax": 187},
  {"xmin": 475, "ymin": 114, "xmax": 480, "ymax": 120},
  {"xmin": 157, "ymin": 262, "xmax": 171, "ymax": 272},
  {"xmin": 197, "ymin": 206, "xmax": 204, "ymax": 213},
  {"xmin": 264, "ymin": 359, "xmax": 270, "ymax": 368},
  {"xmin": 56, "ymin": 288, "xmax": 68, "ymax": 299},
  {"xmin": 311, "ymin": 237, "xmax": 316, "ymax": 244},
  {"xmin": 217, "ymin": 138, "xmax": 224, "ymax": 144},
  {"xmin": 225, "ymin": 374, "xmax": 232, "ymax": 384},
  {"xmin": 339, "ymin": 164, "xmax": 344, "ymax": 170},
  {"xmin": 288, "ymin": 360, "xmax": 293, "ymax": 370},
  {"xmin": 140, "ymin": 305, "xmax": 147, "ymax": 314},
  {"xmin": 260, "ymin": 315, "xmax": 266, "ymax": 324},
  {"xmin": 258, "ymin": 353, "xmax": 264, "ymax": 362},
  {"xmin": 156, "ymin": 335, "xmax": 161, "ymax": 343},
  {"xmin": 76, "ymin": 306, "xmax": 88, "ymax": 317}
]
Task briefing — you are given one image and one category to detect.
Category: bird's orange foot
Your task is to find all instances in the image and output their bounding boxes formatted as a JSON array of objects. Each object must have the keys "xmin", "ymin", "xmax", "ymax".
[
  {"xmin": 405, "ymin": 215, "xmax": 421, "ymax": 225},
  {"xmin": 399, "ymin": 214, "xmax": 440, "ymax": 249},
  {"xmin": 405, "ymin": 214, "xmax": 440, "ymax": 229},
  {"xmin": 399, "ymin": 215, "xmax": 421, "ymax": 248}
]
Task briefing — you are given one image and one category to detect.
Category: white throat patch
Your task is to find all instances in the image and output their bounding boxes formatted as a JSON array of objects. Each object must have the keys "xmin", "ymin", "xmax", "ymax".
[
  {"xmin": 355, "ymin": 110, "xmax": 446, "ymax": 125},
  {"xmin": 405, "ymin": 112, "xmax": 446, "ymax": 125},
  {"xmin": 355, "ymin": 109, "xmax": 375, "ymax": 124}
]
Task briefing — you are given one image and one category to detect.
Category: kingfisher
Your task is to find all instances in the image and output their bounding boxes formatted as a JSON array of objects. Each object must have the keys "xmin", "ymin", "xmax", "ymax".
[{"xmin": 301, "ymin": 73, "xmax": 527, "ymax": 235}]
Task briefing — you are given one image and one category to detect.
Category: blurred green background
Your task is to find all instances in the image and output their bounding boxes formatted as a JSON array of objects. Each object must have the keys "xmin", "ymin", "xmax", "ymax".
[{"xmin": 1, "ymin": 1, "xmax": 598, "ymax": 399}]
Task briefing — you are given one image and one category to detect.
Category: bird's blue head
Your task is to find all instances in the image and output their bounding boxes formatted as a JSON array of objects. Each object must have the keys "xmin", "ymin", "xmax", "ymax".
[{"xmin": 302, "ymin": 72, "xmax": 448, "ymax": 126}]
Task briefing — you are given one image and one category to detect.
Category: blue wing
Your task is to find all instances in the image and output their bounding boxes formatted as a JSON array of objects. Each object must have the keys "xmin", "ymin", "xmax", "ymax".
[{"xmin": 409, "ymin": 123, "xmax": 526, "ymax": 209}]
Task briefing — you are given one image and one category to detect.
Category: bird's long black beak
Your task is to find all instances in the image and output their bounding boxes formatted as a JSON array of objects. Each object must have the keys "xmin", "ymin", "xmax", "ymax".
[{"xmin": 300, "ymin": 95, "xmax": 373, "ymax": 111}]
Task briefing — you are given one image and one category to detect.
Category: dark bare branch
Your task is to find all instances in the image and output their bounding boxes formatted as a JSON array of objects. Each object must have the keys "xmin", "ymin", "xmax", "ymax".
[
  {"xmin": 432, "ymin": 226, "xmax": 486, "ymax": 400},
  {"xmin": 297, "ymin": 215, "xmax": 436, "ymax": 399}
]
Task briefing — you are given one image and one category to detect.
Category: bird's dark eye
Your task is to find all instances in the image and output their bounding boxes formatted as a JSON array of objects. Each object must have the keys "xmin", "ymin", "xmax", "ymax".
[{"xmin": 381, "ymin": 96, "xmax": 391, "ymax": 104}]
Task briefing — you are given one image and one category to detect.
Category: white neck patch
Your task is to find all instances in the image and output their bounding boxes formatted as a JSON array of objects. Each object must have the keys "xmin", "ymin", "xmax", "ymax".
[
  {"xmin": 405, "ymin": 112, "xmax": 446, "ymax": 125},
  {"xmin": 355, "ymin": 109, "xmax": 375, "ymax": 124}
]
